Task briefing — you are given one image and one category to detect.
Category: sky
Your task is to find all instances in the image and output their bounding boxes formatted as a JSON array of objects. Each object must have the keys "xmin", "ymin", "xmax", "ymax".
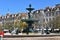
[{"xmin": 0, "ymin": 0, "xmax": 60, "ymax": 16}]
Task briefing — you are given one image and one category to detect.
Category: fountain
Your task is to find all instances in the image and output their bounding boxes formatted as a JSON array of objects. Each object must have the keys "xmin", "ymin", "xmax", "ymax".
[{"xmin": 21, "ymin": 4, "xmax": 38, "ymax": 34}]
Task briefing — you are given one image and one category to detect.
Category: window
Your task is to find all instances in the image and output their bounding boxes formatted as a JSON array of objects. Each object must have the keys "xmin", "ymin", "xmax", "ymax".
[
  {"xmin": 49, "ymin": 13, "xmax": 51, "ymax": 16},
  {"xmin": 46, "ymin": 18, "xmax": 48, "ymax": 22},
  {"xmin": 56, "ymin": 12, "xmax": 59, "ymax": 15},
  {"xmin": 46, "ymin": 13, "xmax": 48, "ymax": 16},
  {"xmin": 49, "ymin": 18, "xmax": 51, "ymax": 21},
  {"xmin": 56, "ymin": 12, "xmax": 58, "ymax": 15},
  {"xmin": 52, "ymin": 12, "xmax": 54, "ymax": 16},
  {"xmin": 43, "ymin": 19, "xmax": 45, "ymax": 22},
  {"xmin": 53, "ymin": 18, "xmax": 55, "ymax": 20}
]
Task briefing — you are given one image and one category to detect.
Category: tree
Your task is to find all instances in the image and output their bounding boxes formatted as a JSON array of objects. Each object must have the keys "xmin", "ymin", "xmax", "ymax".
[
  {"xmin": 20, "ymin": 21, "xmax": 28, "ymax": 30},
  {"xmin": 0, "ymin": 24, "xmax": 2, "ymax": 31},
  {"xmin": 2, "ymin": 22, "xmax": 12, "ymax": 30},
  {"xmin": 2, "ymin": 19, "xmax": 28, "ymax": 31},
  {"xmin": 13, "ymin": 19, "xmax": 28, "ymax": 31},
  {"xmin": 13, "ymin": 19, "xmax": 19, "ymax": 28}
]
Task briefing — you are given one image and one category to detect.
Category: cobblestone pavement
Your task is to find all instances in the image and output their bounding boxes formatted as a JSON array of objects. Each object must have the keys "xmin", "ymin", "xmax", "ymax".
[{"xmin": 3, "ymin": 36, "xmax": 60, "ymax": 40}]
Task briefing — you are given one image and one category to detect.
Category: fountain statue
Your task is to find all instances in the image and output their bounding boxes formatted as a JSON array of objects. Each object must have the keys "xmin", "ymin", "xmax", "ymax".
[{"xmin": 21, "ymin": 4, "xmax": 38, "ymax": 34}]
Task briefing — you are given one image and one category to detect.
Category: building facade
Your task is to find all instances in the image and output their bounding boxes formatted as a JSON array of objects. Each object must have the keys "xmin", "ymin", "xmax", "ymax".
[
  {"xmin": 33, "ymin": 4, "xmax": 60, "ymax": 29},
  {"xmin": 0, "ymin": 12, "xmax": 28, "ymax": 28}
]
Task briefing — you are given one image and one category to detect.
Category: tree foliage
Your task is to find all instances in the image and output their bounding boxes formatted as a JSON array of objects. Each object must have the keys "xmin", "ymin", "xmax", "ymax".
[
  {"xmin": 20, "ymin": 21, "xmax": 28, "ymax": 29},
  {"xmin": 13, "ymin": 19, "xmax": 28, "ymax": 30},
  {"xmin": 2, "ymin": 22, "xmax": 13, "ymax": 30},
  {"xmin": 0, "ymin": 24, "xmax": 2, "ymax": 31},
  {"xmin": 1, "ymin": 19, "xmax": 28, "ymax": 31}
]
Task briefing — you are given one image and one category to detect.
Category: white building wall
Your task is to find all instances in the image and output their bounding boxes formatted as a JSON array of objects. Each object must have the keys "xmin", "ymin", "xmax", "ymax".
[{"xmin": 33, "ymin": 7, "xmax": 60, "ymax": 29}]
